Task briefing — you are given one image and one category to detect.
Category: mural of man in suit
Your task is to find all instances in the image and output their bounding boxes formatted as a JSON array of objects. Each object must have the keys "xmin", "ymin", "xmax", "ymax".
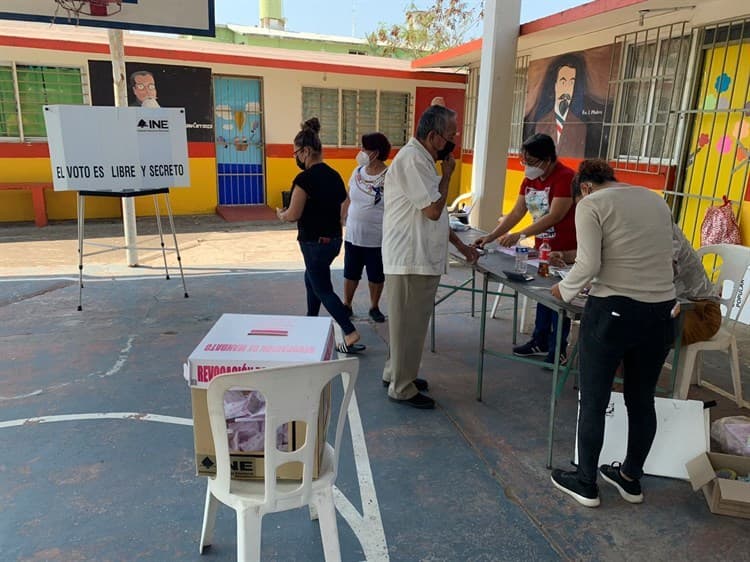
[{"xmin": 525, "ymin": 53, "xmax": 588, "ymax": 159}]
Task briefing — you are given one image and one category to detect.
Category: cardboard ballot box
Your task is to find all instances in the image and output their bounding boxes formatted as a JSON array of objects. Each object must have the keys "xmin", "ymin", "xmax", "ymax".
[
  {"xmin": 686, "ymin": 452, "xmax": 750, "ymax": 519},
  {"xmin": 186, "ymin": 314, "xmax": 335, "ymax": 480}
]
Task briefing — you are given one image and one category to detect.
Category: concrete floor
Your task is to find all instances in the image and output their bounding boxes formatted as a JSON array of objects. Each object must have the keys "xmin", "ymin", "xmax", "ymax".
[{"xmin": 1, "ymin": 215, "xmax": 749, "ymax": 561}]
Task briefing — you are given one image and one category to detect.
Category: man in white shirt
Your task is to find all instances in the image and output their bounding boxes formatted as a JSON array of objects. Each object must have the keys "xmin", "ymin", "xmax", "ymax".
[{"xmin": 381, "ymin": 105, "xmax": 479, "ymax": 409}]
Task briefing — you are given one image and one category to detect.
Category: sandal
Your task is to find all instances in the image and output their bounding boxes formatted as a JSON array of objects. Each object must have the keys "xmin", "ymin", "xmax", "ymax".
[{"xmin": 336, "ymin": 341, "xmax": 366, "ymax": 354}]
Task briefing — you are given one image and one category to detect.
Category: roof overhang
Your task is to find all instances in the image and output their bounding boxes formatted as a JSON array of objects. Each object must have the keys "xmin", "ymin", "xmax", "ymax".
[{"xmin": 411, "ymin": 0, "xmax": 711, "ymax": 69}]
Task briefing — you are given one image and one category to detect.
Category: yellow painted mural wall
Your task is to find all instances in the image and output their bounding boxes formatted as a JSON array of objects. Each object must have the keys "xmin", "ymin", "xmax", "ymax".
[{"xmin": 681, "ymin": 42, "xmax": 750, "ymax": 246}]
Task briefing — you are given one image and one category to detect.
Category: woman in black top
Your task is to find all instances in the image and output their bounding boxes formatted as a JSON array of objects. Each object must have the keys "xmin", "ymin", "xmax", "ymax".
[{"xmin": 277, "ymin": 118, "xmax": 364, "ymax": 353}]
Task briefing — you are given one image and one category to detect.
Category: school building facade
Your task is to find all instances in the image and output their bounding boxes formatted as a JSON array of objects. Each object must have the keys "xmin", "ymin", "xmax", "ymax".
[{"xmin": 0, "ymin": 21, "xmax": 465, "ymax": 225}]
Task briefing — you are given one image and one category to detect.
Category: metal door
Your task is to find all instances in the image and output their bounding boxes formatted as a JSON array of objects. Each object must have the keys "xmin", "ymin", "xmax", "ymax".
[{"xmin": 213, "ymin": 76, "xmax": 265, "ymax": 204}]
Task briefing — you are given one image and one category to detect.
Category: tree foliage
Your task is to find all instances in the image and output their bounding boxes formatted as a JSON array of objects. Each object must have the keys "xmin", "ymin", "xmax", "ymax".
[{"xmin": 366, "ymin": 0, "xmax": 484, "ymax": 58}]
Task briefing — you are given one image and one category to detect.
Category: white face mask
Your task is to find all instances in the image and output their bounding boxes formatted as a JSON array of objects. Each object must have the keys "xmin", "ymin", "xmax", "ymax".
[
  {"xmin": 356, "ymin": 151, "xmax": 372, "ymax": 167},
  {"xmin": 524, "ymin": 165, "xmax": 545, "ymax": 180}
]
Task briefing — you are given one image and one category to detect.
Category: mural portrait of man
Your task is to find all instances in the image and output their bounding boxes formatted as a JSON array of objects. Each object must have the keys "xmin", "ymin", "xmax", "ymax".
[{"xmin": 524, "ymin": 46, "xmax": 618, "ymax": 159}]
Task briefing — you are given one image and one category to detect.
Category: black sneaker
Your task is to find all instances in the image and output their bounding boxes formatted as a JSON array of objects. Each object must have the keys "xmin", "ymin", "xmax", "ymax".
[
  {"xmin": 513, "ymin": 340, "xmax": 548, "ymax": 357},
  {"xmin": 550, "ymin": 469, "xmax": 600, "ymax": 507},
  {"xmin": 369, "ymin": 307, "xmax": 386, "ymax": 323},
  {"xmin": 382, "ymin": 377, "xmax": 429, "ymax": 392},
  {"xmin": 542, "ymin": 352, "xmax": 568, "ymax": 370},
  {"xmin": 388, "ymin": 392, "xmax": 435, "ymax": 409},
  {"xmin": 344, "ymin": 304, "xmax": 354, "ymax": 317},
  {"xmin": 599, "ymin": 462, "xmax": 643, "ymax": 504}
]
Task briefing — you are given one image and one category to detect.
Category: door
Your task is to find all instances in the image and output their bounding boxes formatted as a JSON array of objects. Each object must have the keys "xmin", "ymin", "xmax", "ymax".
[{"xmin": 213, "ymin": 76, "xmax": 265, "ymax": 204}]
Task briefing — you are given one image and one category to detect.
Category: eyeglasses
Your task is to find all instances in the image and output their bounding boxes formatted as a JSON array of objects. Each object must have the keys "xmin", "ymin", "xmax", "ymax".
[
  {"xmin": 520, "ymin": 156, "xmax": 545, "ymax": 167},
  {"xmin": 134, "ymin": 83, "xmax": 156, "ymax": 91},
  {"xmin": 436, "ymin": 132, "xmax": 457, "ymax": 143},
  {"xmin": 293, "ymin": 147, "xmax": 304, "ymax": 157}
]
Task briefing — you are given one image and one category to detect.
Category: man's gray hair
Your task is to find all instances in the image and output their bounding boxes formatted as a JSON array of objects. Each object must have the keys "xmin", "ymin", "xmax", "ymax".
[{"xmin": 416, "ymin": 105, "xmax": 456, "ymax": 140}]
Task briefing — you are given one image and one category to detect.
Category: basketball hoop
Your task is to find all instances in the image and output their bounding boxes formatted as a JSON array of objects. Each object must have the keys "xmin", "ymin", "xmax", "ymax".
[{"xmin": 54, "ymin": 0, "xmax": 122, "ymax": 22}]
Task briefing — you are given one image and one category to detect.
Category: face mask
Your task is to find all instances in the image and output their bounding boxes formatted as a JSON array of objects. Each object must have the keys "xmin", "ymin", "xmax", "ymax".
[
  {"xmin": 295, "ymin": 149, "xmax": 306, "ymax": 171},
  {"xmin": 524, "ymin": 165, "xmax": 545, "ymax": 180},
  {"xmin": 436, "ymin": 139, "xmax": 455, "ymax": 161},
  {"xmin": 356, "ymin": 151, "xmax": 371, "ymax": 167}
]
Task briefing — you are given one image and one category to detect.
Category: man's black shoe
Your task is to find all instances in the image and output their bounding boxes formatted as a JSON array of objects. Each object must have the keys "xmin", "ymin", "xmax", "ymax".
[
  {"xmin": 369, "ymin": 307, "xmax": 386, "ymax": 323},
  {"xmin": 382, "ymin": 378, "xmax": 428, "ymax": 391},
  {"xmin": 550, "ymin": 469, "xmax": 600, "ymax": 507},
  {"xmin": 388, "ymin": 392, "xmax": 435, "ymax": 409}
]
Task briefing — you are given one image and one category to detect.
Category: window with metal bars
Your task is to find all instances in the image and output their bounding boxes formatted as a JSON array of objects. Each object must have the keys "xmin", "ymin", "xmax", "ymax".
[
  {"xmin": 460, "ymin": 56, "xmax": 527, "ymax": 154},
  {"xmin": 605, "ymin": 22, "xmax": 691, "ymax": 172},
  {"xmin": 301, "ymin": 86, "xmax": 411, "ymax": 147},
  {"xmin": 509, "ymin": 56, "xmax": 529, "ymax": 153},
  {"xmin": 0, "ymin": 63, "xmax": 86, "ymax": 140}
]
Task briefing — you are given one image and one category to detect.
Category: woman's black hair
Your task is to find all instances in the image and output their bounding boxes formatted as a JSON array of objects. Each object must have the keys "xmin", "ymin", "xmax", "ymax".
[
  {"xmin": 362, "ymin": 132, "xmax": 391, "ymax": 161},
  {"xmin": 522, "ymin": 133, "xmax": 557, "ymax": 162},
  {"xmin": 577, "ymin": 159, "xmax": 617, "ymax": 185},
  {"xmin": 294, "ymin": 117, "xmax": 322, "ymax": 152}
]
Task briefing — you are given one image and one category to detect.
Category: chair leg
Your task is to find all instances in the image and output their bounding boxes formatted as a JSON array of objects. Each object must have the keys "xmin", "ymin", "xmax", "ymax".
[
  {"xmin": 309, "ymin": 503, "xmax": 319, "ymax": 521},
  {"xmin": 199, "ymin": 484, "xmax": 220, "ymax": 554},
  {"xmin": 490, "ymin": 283, "xmax": 503, "ymax": 319},
  {"xmin": 694, "ymin": 351, "xmax": 703, "ymax": 386},
  {"xmin": 314, "ymin": 486, "xmax": 342, "ymax": 562},
  {"xmin": 519, "ymin": 296, "xmax": 531, "ymax": 334},
  {"xmin": 236, "ymin": 507, "xmax": 263, "ymax": 562},
  {"xmin": 729, "ymin": 339, "xmax": 744, "ymax": 407},
  {"xmin": 674, "ymin": 347, "xmax": 698, "ymax": 400}
]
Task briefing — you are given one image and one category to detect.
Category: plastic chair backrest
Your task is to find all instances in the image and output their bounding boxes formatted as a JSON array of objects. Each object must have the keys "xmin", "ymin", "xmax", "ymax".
[
  {"xmin": 697, "ymin": 243, "xmax": 750, "ymax": 330},
  {"xmin": 206, "ymin": 357, "xmax": 359, "ymax": 511}
]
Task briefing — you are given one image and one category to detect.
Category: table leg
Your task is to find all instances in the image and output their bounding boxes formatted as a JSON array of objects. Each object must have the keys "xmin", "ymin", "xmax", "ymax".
[
  {"xmin": 471, "ymin": 269, "xmax": 476, "ymax": 317},
  {"xmin": 547, "ymin": 310, "xmax": 565, "ymax": 469},
  {"xmin": 511, "ymin": 291, "xmax": 519, "ymax": 345},
  {"xmin": 669, "ymin": 313, "xmax": 686, "ymax": 396},
  {"xmin": 477, "ymin": 273, "xmax": 489, "ymax": 401},
  {"xmin": 77, "ymin": 193, "xmax": 85, "ymax": 312}
]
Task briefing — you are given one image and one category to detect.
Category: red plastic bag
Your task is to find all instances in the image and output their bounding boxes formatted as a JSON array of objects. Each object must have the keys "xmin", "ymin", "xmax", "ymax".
[{"xmin": 700, "ymin": 196, "xmax": 742, "ymax": 246}]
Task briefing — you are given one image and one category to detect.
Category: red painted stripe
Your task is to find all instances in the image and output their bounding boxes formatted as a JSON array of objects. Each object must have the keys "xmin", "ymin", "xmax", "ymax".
[
  {"xmin": 0, "ymin": 142, "xmax": 215, "ymax": 158},
  {"xmin": 0, "ymin": 35, "xmax": 465, "ymax": 84},
  {"xmin": 411, "ymin": 38, "xmax": 482, "ymax": 69},
  {"xmin": 266, "ymin": 144, "xmax": 402, "ymax": 160},
  {"xmin": 520, "ymin": 0, "xmax": 649, "ymax": 35}
]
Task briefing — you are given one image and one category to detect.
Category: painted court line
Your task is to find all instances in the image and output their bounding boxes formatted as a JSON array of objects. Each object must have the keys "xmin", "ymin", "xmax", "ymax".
[{"xmin": 0, "ymin": 390, "xmax": 390, "ymax": 560}]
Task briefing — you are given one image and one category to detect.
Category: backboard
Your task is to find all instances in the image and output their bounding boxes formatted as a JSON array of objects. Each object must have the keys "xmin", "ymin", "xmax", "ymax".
[{"xmin": 0, "ymin": 0, "xmax": 215, "ymax": 37}]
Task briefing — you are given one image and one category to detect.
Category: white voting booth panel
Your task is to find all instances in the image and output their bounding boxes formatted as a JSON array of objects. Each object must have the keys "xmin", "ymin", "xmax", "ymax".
[
  {"xmin": 43, "ymin": 105, "xmax": 189, "ymax": 192},
  {"xmin": 575, "ymin": 392, "xmax": 710, "ymax": 480}
]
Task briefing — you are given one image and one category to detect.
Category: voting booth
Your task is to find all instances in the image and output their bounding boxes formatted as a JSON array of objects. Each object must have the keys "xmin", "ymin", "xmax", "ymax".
[{"xmin": 43, "ymin": 104, "xmax": 191, "ymax": 309}]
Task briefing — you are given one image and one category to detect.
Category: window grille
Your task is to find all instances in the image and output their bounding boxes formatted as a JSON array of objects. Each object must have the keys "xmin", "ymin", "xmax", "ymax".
[
  {"xmin": 302, "ymin": 86, "xmax": 411, "ymax": 147},
  {"xmin": 604, "ymin": 22, "xmax": 690, "ymax": 173},
  {"xmin": 378, "ymin": 91, "xmax": 411, "ymax": 147},
  {"xmin": 0, "ymin": 63, "xmax": 85, "ymax": 140},
  {"xmin": 461, "ymin": 66, "xmax": 479, "ymax": 152},
  {"xmin": 341, "ymin": 89, "xmax": 376, "ymax": 146},
  {"xmin": 302, "ymin": 86, "xmax": 339, "ymax": 145},
  {"xmin": 509, "ymin": 55, "xmax": 529, "ymax": 153}
]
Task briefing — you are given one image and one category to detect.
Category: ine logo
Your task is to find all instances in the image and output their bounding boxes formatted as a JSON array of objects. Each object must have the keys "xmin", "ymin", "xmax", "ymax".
[{"xmin": 137, "ymin": 118, "xmax": 169, "ymax": 132}]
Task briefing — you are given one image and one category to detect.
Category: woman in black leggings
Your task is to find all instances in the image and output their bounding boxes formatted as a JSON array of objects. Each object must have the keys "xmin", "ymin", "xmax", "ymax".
[
  {"xmin": 550, "ymin": 159, "xmax": 676, "ymax": 507},
  {"xmin": 276, "ymin": 118, "xmax": 364, "ymax": 354}
]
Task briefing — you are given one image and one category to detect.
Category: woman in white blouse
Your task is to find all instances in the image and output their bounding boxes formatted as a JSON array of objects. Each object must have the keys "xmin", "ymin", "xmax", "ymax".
[{"xmin": 342, "ymin": 132, "xmax": 391, "ymax": 323}]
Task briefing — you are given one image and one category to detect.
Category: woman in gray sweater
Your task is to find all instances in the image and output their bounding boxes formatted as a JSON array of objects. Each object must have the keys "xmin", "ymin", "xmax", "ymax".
[{"xmin": 550, "ymin": 159, "xmax": 676, "ymax": 508}]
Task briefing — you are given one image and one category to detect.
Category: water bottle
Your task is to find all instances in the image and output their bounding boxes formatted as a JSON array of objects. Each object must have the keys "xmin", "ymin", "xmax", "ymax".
[
  {"xmin": 514, "ymin": 246, "xmax": 529, "ymax": 274},
  {"xmin": 538, "ymin": 240, "xmax": 551, "ymax": 277}
]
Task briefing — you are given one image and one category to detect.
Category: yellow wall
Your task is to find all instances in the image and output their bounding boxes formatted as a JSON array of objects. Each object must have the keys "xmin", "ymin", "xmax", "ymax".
[
  {"xmin": 454, "ymin": 162, "xmax": 533, "ymax": 231},
  {"xmin": 681, "ymin": 42, "xmax": 750, "ymax": 247}
]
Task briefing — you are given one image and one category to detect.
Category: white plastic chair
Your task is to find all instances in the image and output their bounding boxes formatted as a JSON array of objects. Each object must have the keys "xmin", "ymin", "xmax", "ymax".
[
  {"xmin": 447, "ymin": 191, "xmax": 473, "ymax": 215},
  {"xmin": 490, "ymin": 284, "xmax": 534, "ymax": 333},
  {"xmin": 199, "ymin": 357, "xmax": 359, "ymax": 561},
  {"xmin": 673, "ymin": 244, "xmax": 750, "ymax": 407}
]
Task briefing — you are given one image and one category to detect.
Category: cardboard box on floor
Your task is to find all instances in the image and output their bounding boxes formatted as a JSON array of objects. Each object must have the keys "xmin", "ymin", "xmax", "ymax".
[
  {"xmin": 686, "ymin": 452, "xmax": 750, "ymax": 519},
  {"xmin": 186, "ymin": 314, "xmax": 336, "ymax": 480}
]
